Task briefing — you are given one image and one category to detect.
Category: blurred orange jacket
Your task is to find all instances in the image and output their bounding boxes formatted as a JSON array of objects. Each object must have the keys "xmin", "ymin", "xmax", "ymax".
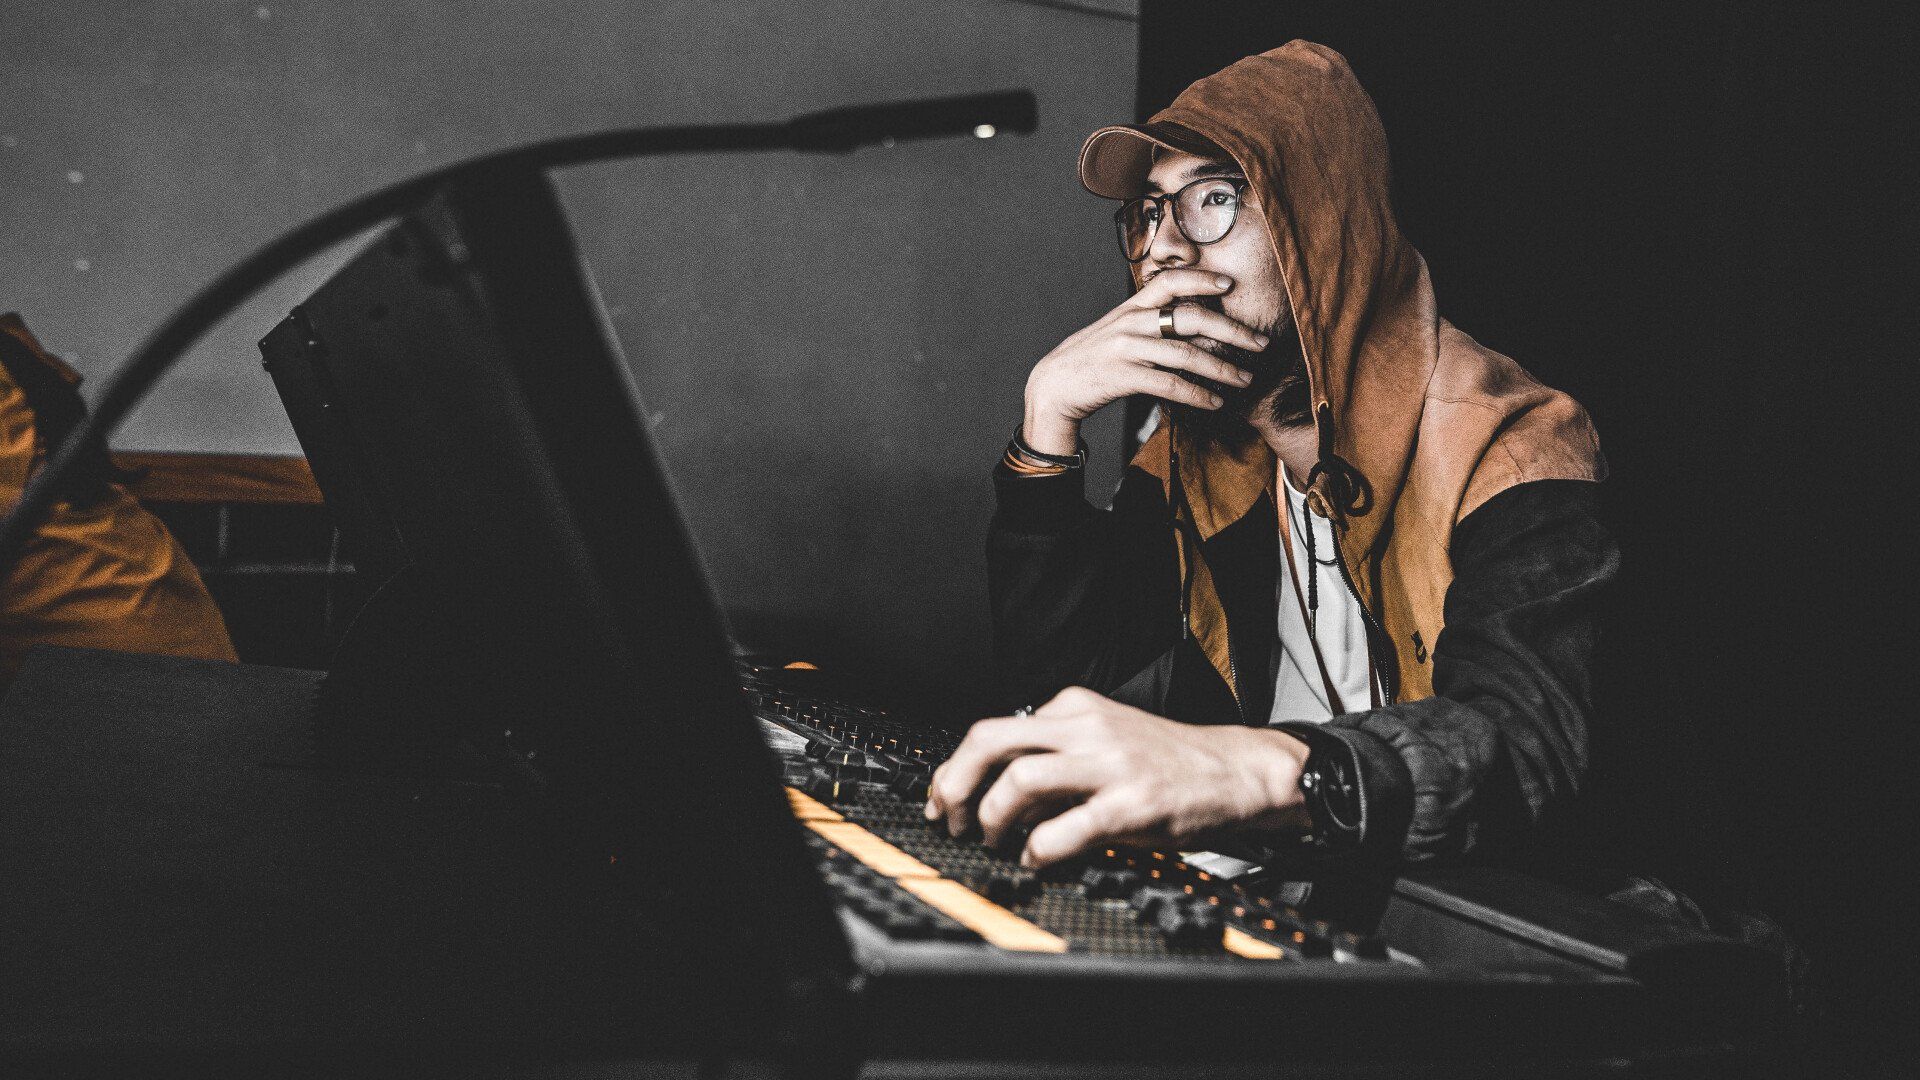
[{"xmin": 0, "ymin": 314, "xmax": 236, "ymax": 683}]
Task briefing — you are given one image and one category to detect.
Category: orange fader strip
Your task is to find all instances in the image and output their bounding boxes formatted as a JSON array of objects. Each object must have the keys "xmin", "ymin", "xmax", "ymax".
[
  {"xmin": 785, "ymin": 786, "xmax": 843, "ymax": 822},
  {"xmin": 1222, "ymin": 927, "xmax": 1287, "ymax": 960},
  {"xmin": 898, "ymin": 878, "xmax": 1068, "ymax": 953},
  {"xmin": 794, "ymin": 806, "xmax": 1068, "ymax": 953},
  {"xmin": 805, "ymin": 821, "xmax": 938, "ymax": 880}
]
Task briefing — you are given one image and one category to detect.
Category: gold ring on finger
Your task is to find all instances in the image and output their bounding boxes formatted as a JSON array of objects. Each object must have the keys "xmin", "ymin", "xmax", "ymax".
[{"xmin": 1158, "ymin": 304, "xmax": 1180, "ymax": 339}]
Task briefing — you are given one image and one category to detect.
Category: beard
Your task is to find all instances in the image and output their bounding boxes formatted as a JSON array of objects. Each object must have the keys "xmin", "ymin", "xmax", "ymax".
[{"xmin": 1162, "ymin": 295, "xmax": 1311, "ymax": 443}]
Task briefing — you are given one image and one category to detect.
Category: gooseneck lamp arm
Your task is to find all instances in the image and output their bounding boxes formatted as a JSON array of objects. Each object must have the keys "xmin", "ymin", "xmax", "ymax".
[{"xmin": 0, "ymin": 89, "xmax": 1037, "ymax": 576}]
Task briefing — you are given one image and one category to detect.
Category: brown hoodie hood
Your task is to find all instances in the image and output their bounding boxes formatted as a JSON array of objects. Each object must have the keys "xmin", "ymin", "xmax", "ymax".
[{"xmin": 1085, "ymin": 41, "xmax": 1604, "ymax": 704}]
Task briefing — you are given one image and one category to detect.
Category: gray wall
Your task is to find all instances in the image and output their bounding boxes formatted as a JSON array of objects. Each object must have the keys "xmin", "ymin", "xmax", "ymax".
[{"xmin": 3, "ymin": 0, "xmax": 1138, "ymax": 705}]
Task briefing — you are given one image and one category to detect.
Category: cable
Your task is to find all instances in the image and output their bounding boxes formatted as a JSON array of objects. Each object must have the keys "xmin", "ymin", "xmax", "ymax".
[{"xmin": 0, "ymin": 89, "xmax": 1037, "ymax": 577}]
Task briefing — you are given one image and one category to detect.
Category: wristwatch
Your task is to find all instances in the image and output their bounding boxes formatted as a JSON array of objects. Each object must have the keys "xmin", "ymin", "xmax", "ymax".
[{"xmin": 1272, "ymin": 722, "xmax": 1364, "ymax": 851}]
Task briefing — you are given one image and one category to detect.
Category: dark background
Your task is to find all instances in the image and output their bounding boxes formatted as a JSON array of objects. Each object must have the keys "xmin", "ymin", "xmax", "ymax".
[{"xmin": 1139, "ymin": 3, "xmax": 1915, "ymax": 1074}]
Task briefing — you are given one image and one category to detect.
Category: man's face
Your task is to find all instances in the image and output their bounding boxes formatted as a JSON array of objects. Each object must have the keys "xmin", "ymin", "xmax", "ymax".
[{"xmin": 1132, "ymin": 149, "xmax": 1308, "ymax": 435}]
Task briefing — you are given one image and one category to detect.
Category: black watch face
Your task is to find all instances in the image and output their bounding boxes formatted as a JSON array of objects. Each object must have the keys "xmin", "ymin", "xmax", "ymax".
[
  {"xmin": 1318, "ymin": 753, "xmax": 1361, "ymax": 834},
  {"xmin": 1328, "ymin": 755, "xmax": 1356, "ymax": 802}
]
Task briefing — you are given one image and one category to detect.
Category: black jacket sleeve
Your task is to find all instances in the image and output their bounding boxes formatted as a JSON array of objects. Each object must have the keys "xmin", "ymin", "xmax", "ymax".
[
  {"xmin": 985, "ymin": 458, "xmax": 1181, "ymax": 711},
  {"xmin": 988, "ymin": 457, "xmax": 1616, "ymax": 865},
  {"xmin": 1313, "ymin": 479, "xmax": 1619, "ymax": 862}
]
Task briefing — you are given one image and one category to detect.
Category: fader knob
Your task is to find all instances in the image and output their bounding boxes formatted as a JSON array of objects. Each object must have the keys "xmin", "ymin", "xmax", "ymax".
[
  {"xmin": 1130, "ymin": 885, "xmax": 1185, "ymax": 922},
  {"xmin": 1155, "ymin": 901, "xmax": 1225, "ymax": 948},
  {"xmin": 802, "ymin": 768, "xmax": 856, "ymax": 805},
  {"xmin": 979, "ymin": 870, "xmax": 1039, "ymax": 906},
  {"xmin": 1081, "ymin": 868, "xmax": 1143, "ymax": 899},
  {"xmin": 890, "ymin": 771, "xmax": 931, "ymax": 800}
]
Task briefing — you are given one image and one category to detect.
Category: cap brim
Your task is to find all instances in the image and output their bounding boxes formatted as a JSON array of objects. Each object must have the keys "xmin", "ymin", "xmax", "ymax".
[{"xmin": 1078, "ymin": 121, "xmax": 1222, "ymax": 199}]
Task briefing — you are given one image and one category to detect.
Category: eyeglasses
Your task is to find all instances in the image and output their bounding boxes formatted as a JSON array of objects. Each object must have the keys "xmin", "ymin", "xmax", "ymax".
[{"xmin": 1113, "ymin": 176, "xmax": 1250, "ymax": 262}]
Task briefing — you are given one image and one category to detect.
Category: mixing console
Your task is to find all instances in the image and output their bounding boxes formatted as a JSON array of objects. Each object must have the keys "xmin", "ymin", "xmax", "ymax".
[{"xmin": 741, "ymin": 667, "xmax": 1394, "ymax": 965}]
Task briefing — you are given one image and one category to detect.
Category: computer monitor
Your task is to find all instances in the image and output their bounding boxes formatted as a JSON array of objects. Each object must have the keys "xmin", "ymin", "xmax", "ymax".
[{"xmin": 259, "ymin": 169, "xmax": 853, "ymax": 1056}]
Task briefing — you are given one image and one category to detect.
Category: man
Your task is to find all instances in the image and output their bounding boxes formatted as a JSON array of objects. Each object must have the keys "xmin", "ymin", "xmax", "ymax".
[{"xmin": 927, "ymin": 41, "xmax": 1612, "ymax": 870}]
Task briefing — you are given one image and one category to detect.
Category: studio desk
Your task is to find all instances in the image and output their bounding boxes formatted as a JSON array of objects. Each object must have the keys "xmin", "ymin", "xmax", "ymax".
[{"xmin": 0, "ymin": 647, "xmax": 1779, "ymax": 1078}]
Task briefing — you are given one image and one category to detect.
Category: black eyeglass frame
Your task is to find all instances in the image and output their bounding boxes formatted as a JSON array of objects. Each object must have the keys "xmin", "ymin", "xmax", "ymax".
[{"xmin": 1112, "ymin": 176, "xmax": 1251, "ymax": 263}]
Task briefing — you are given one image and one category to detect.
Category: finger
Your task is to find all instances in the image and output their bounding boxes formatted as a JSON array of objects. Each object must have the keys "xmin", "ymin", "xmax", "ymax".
[
  {"xmin": 1030, "ymin": 685, "xmax": 1105, "ymax": 717},
  {"xmin": 1135, "ymin": 338, "xmax": 1253, "ymax": 388},
  {"xmin": 1128, "ymin": 268, "xmax": 1234, "ymax": 311},
  {"xmin": 1117, "ymin": 366, "xmax": 1223, "ymax": 411},
  {"xmin": 927, "ymin": 716, "xmax": 1072, "ymax": 838},
  {"xmin": 1148, "ymin": 304, "xmax": 1271, "ymax": 355},
  {"xmin": 926, "ymin": 757, "xmax": 985, "ymax": 834},
  {"xmin": 1022, "ymin": 789, "xmax": 1158, "ymax": 868},
  {"xmin": 975, "ymin": 751, "xmax": 1117, "ymax": 851}
]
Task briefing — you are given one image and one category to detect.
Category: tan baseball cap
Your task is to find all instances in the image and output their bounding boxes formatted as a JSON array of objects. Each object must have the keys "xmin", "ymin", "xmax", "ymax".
[{"xmin": 1077, "ymin": 120, "xmax": 1227, "ymax": 199}]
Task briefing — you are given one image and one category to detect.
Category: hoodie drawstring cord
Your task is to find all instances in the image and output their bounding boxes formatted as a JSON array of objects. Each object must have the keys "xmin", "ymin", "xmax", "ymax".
[
  {"xmin": 1168, "ymin": 435, "xmax": 1199, "ymax": 642},
  {"xmin": 1300, "ymin": 494, "xmax": 1319, "ymax": 633}
]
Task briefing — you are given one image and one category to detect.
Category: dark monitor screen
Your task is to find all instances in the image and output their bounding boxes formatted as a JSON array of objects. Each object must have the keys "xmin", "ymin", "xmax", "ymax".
[{"xmin": 259, "ymin": 170, "xmax": 850, "ymax": 1039}]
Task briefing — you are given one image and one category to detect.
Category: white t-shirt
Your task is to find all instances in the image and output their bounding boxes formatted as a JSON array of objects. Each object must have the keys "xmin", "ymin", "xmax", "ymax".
[{"xmin": 1268, "ymin": 470, "xmax": 1377, "ymax": 722}]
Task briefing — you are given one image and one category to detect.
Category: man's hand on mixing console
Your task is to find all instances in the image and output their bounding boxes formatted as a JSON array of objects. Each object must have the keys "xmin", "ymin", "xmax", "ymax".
[{"xmin": 924, "ymin": 687, "xmax": 1312, "ymax": 868}]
